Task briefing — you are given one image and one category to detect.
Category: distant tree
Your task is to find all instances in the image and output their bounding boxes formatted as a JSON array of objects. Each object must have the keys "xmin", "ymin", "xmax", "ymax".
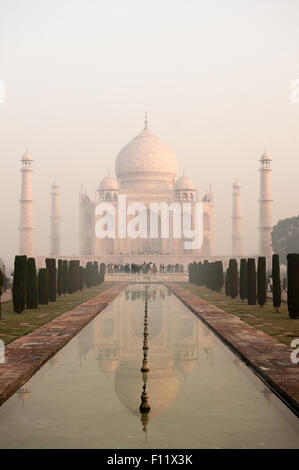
[
  {"xmin": 247, "ymin": 258, "xmax": 256, "ymax": 305},
  {"xmin": 225, "ymin": 267, "xmax": 230, "ymax": 296},
  {"xmin": 99, "ymin": 263, "xmax": 106, "ymax": 283},
  {"xmin": 26, "ymin": 258, "xmax": 38, "ymax": 309},
  {"xmin": 93, "ymin": 261, "xmax": 99, "ymax": 285},
  {"xmin": 198, "ymin": 262, "xmax": 203, "ymax": 286},
  {"xmin": 79, "ymin": 266, "xmax": 85, "ymax": 290},
  {"xmin": 203, "ymin": 260, "xmax": 209, "ymax": 287},
  {"xmin": 85, "ymin": 262, "xmax": 93, "ymax": 288},
  {"xmin": 57, "ymin": 259, "xmax": 63, "ymax": 297},
  {"xmin": 12, "ymin": 255, "xmax": 27, "ymax": 313},
  {"xmin": 62, "ymin": 260, "xmax": 69, "ymax": 294},
  {"xmin": 188, "ymin": 263, "xmax": 192, "ymax": 283},
  {"xmin": 287, "ymin": 253, "xmax": 299, "ymax": 319},
  {"xmin": 38, "ymin": 268, "xmax": 49, "ymax": 305},
  {"xmin": 216, "ymin": 261, "xmax": 224, "ymax": 293},
  {"xmin": 272, "ymin": 216, "xmax": 299, "ymax": 264},
  {"xmin": 272, "ymin": 254, "xmax": 281, "ymax": 312},
  {"xmin": 228, "ymin": 259, "xmax": 238, "ymax": 299},
  {"xmin": 0, "ymin": 268, "xmax": 4, "ymax": 320},
  {"xmin": 75, "ymin": 261, "xmax": 81, "ymax": 291},
  {"xmin": 257, "ymin": 256, "xmax": 267, "ymax": 307},
  {"xmin": 45, "ymin": 258, "xmax": 57, "ymax": 302},
  {"xmin": 239, "ymin": 258, "xmax": 247, "ymax": 301},
  {"xmin": 68, "ymin": 260, "xmax": 77, "ymax": 293}
]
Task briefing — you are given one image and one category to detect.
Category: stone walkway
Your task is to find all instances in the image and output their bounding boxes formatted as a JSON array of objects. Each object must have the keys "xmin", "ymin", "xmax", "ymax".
[
  {"xmin": 166, "ymin": 282, "xmax": 299, "ymax": 417},
  {"xmin": 0, "ymin": 283, "xmax": 128, "ymax": 406}
]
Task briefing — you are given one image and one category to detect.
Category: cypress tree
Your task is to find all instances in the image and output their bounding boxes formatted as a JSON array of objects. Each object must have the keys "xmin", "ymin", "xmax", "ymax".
[
  {"xmin": 38, "ymin": 268, "xmax": 49, "ymax": 305},
  {"xmin": 75, "ymin": 261, "xmax": 81, "ymax": 291},
  {"xmin": 99, "ymin": 263, "xmax": 106, "ymax": 283},
  {"xmin": 272, "ymin": 254, "xmax": 281, "ymax": 313},
  {"xmin": 247, "ymin": 258, "xmax": 256, "ymax": 305},
  {"xmin": 79, "ymin": 266, "xmax": 85, "ymax": 290},
  {"xmin": 229, "ymin": 259, "xmax": 238, "ymax": 299},
  {"xmin": 257, "ymin": 256, "xmax": 267, "ymax": 307},
  {"xmin": 12, "ymin": 255, "xmax": 27, "ymax": 313},
  {"xmin": 86, "ymin": 262, "xmax": 93, "ymax": 287},
  {"xmin": 211, "ymin": 262, "xmax": 217, "ymax": 291},
  {"xmin": 26, "ymin": 257, "xmax": 38, "ymax": 309},
  {"xmin": 225, "ymin": 267, "xmax": 230, "ymax": 296},
  {"xmin": 188, "ymin": 263, "xmax": 192, "ymax": 283},
  {"xmin": 287, "ymin": 253, "xmax": 299, "ymax": 319},
  {"xmin": 216, "ymin": 261, "xmax": 224, "ymax": 293},
  {"xmin": 62, "ymin": 260, "xmax": 69, "ymax": 294},
  {"xmin": 0, "ymin": 268, "xmax": 4, "ymax": 320},
  {"xmin": 57, "ymin": 259, "xmax": 63, "ymax": 297},
  {"xmin": 203, "ymin": 260, "xmax": 209, "ymax": 287},
  {"xmin": 93, "ymin": 261, "xmax": 99, "ymax": 285},
  {"xmin": 45, "ymin": 258, "xmax": 57, "ymax": 302},
  {"xmin": 239, "ymin": 258, "xmax": 247, "ymax": 301},
  {"xmin": 68, "ymin": 260, "xmax": 76, "ymax": 293},
  {"xmin": 198, "ymin": 262, "xmax": 203, "ymax": 286}
]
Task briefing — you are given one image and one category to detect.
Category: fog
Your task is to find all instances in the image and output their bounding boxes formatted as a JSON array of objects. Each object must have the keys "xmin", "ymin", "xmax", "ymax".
[{"xmin": 1, "ymin": 0, "xmax": 299, "ymax": 268}]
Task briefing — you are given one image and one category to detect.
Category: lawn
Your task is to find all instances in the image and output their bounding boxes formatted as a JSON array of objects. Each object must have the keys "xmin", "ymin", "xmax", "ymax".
[
  {"xmin": 0, "ymin": 282, "xmax": 115, "ymax": 345},
  {"xmin": 181, "ymin": 282, "xmax": 299, "ymax": 347}
]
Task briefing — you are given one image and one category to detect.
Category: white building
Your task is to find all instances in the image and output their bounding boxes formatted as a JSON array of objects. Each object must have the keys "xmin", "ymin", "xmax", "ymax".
[{"xmin": 79, "ymin": 118, "xmax": 214, "ymax": 257}]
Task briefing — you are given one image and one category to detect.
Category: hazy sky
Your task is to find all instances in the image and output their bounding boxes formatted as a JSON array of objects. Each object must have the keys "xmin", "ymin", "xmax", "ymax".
[{"xmin": 1, "ymin": 0, "xmax": 299, "ymax": 267}]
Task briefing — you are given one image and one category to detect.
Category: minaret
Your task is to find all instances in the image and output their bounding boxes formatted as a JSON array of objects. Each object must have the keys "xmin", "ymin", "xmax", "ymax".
[
  {"xmin": 258, "ymin": 148, "xmax": 273, "ymax": 258},
  {"xmin": 49, "ymin": 178, "xmax": 61, "ymax": 256},
  {"xmin": 19, "ymin": 148, "xmax": 34, "ymax": 256},
  {"xmin": 232, "ymin": 179, "xmax": 242, "ymax": 256}
]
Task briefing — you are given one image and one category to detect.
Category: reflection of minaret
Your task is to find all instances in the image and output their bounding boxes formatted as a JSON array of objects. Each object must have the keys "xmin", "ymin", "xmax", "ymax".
[
  {"xmin": 232, "ymin": 179, "xmax": 242, "ymax": 256},
  {"xmin": 258, "ymin": 148, "xmax": 273, "ymax": 258},
  {"xmin": 139, "ymin": 285, "xmax": 150, "ymax": 438},
  {"xmin": 19, "ymin": 148, "xmax": 34, "ymax": 256},
  {"xmin": 49, "ymin": 178, "xmax": 61, "ymax": 256}
]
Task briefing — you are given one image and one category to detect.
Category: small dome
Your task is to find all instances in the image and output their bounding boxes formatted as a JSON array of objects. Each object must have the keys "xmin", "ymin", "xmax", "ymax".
[
  {"xmin": 175, "ymin": 175, "xmax": 194, "ymax": 190},
  {"xmin": 99, "ymin": 175, "xmax": 119, "ymax": 190},
  {"xmin": 232, "ymin": 178, "xmax": 240, "ymax": 187}
]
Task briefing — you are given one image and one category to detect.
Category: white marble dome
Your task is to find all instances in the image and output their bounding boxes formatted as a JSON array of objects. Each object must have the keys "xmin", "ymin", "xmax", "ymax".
[
  {"xmin": 99, "ymin": 175, "xmax": 119, "ymax": 190},
  {"xmin": 115, "ymin": 127, "xmax": 178, "ymax": 188},
  {"xmin": 175, "ymin": 175, "xmax": 194, "ymax": 190}
]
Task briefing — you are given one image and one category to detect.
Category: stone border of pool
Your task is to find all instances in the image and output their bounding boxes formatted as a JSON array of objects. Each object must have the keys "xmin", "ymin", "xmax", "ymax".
[
  {"xmin": 165, "ymin": 282, "xmax": 299, "ymax": 417},
  {"xmin": 0, "ymin": 283, "xmax": 129, "ymax": 406}
]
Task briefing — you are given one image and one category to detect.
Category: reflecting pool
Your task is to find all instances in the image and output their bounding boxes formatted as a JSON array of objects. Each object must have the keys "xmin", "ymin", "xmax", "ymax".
[{"xmin": 0, "ymin": 284, "xmax": 298, "ymax": 449}]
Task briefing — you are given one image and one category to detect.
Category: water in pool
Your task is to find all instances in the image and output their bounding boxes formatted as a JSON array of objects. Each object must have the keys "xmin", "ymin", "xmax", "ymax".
[{"xmin": 0, "ymin": 284, "xmax": 298, "ymax": 449}]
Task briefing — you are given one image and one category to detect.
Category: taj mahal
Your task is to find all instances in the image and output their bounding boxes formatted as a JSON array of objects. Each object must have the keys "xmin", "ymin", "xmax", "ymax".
[
  {"xmin": 18, "ymin": 114, "xmax": 274, "ymax": 267},
  {"xmin": 79, "ymin": 114, "xmax": 213, "ymax": 258}
]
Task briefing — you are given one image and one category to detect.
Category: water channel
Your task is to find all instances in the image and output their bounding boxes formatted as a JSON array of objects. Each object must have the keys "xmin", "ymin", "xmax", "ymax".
[{"xmin": 0, "ymin": 284, "xmax": 298, "ymax": 449}]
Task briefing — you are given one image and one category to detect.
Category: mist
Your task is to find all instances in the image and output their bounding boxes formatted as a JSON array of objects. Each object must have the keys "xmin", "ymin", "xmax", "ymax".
[{"xmin": 1, "ymin": 0, "xmax": 299, "ymax": 269}]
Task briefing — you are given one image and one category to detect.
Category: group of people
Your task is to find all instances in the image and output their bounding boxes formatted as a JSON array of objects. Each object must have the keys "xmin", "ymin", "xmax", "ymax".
[
  {"xmin": 106, "ymin": 262, "xmax": 184, "ymax": 274},
  {"xmin": 267, "ymin": 275, "xmax": 287, "ymax": 293}
]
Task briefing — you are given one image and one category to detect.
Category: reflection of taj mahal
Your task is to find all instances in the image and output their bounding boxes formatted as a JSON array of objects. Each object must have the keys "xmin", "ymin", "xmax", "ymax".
[
  {"xmin": 78, "ymin": 285, "xmax": 214, "ymax": 421},
  {"xmin": 79, "ymin": 115, "xmax": 214, "ymax": 257}
]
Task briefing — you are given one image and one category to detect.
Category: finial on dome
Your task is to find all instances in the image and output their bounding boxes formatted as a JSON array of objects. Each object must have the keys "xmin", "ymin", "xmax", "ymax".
[{"xmin": 144, "ymin": 110, "xmax": 148, "ymax": 130}]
